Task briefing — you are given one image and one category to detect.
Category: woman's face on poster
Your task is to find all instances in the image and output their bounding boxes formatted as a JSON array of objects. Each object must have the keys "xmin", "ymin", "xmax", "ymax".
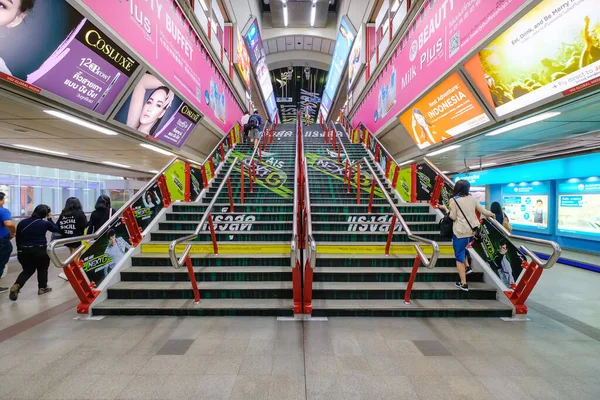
[
  {"xmin": 0, "ymin": 0, "xmax": 25, "ymax": 28},
  {"xmin": 414, "ymin": 112, "xmax": 427, "ymax": 127},
  {"xmin": 140, "ymin": 89, "xmax": 168, "ymax": 126}
]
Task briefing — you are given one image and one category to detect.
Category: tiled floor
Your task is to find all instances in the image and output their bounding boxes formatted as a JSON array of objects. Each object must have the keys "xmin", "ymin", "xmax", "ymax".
[{"xmin": 1, "ymin": 258, "xmax": 600, "ymax": 399}]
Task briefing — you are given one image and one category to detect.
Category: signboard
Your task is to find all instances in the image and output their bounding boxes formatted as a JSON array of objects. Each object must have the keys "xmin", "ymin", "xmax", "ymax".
[
  {"xmin": 235, "ymin": 28, "xmax": 252, "ymax": 89},
  {"xmin": 557, "ymin": 178, "xmax": 600, "ymax": 241},
  {"xmin": 501, "ymin": 182, "xmax": 550, "ymax": 234},
  {"xmin": 416, "ymin": 163, "xmax": 437, "ymax": 201},
  {"xmin": 113, "ymin": 73, "xmax": 201, "ymax": 148},
  {"xmin": 399, "ymin": 73, "xmax": 490, "ymax": 149},
  {"xmin": 352, "ymin": 0, "xmax": 527, "ymax": 134},
  {"xmin": 465, "ymin": 0, "xmax": 600, "ymax": 117},
  {"xmin": 0, "ymin": 0, "xmax": 138, "ymax": 115},
  {"xmin": 348, "ymin": 25, "xmax": 365, "ymax": 92},
  {"xmin": 320, "ymin": 17, "xmax": 355, "ymax": 118},
  {"xmin": 132, "ymin": 183, "xmax": 164, "ymax": 231},
  {"xmin": 82, "ymin": 0, "xmax": 243, "ymax": 133}
]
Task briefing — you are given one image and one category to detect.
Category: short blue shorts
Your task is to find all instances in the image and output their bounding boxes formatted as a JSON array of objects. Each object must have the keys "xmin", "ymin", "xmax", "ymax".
[{"xmin": 452, "ymin": 235, "xmax": 472, "ymax": 263}]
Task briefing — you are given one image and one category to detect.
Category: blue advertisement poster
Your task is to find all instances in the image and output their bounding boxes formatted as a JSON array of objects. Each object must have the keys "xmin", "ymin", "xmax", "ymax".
[
  {"xmin": 319, "ymin": 17, "xmax": 355, "ymax": 118},
  {"xmin": 501, "ymin": 182, "xmax": 550, "ymax": 234},
  {"xmin": 557, "ymin": 178, "xmax": 600, "ymax": 241}
]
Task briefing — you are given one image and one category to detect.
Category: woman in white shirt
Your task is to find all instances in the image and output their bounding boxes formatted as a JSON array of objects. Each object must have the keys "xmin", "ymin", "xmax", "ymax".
[{"xmin": 439, "ymin": 180, "xmax": 495, "ymax": 291}]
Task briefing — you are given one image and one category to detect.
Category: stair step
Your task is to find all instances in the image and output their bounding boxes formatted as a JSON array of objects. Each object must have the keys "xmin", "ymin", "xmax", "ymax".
[
  {"xmin": 158, "ymin": 222, "xmax": 293, "ymax": 231},
  {"xmin": 151, "ymin": 231, "xmax": 292, "ymax": 242},
  {"xmin": 313, "ymin": 267, "xmax": 483, "ymax": 282},
  {"xmin": 122, "ymin": 266, "xmax": 291, "ymax": 282},
  {"xmin": 132, "ymin": 254, "xmax": 289, "ymax": 267}
]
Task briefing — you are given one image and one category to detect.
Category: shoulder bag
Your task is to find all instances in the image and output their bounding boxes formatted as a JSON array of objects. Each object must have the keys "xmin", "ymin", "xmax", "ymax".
[{"xmin": 453, "ymin": 197, "xmax": 482, "ymax": 241}]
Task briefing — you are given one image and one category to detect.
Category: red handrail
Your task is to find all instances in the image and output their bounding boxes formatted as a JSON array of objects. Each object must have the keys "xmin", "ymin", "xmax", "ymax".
[
  {"xmin": 185, "ymin": 257, "xmax": 200, "ymax": 303},
  {"xmin": 368, "ymin": 179, "xmax": 376, "ymax": 213},
  {"xmin": 227, "ymin": 177, "xmax": 234, "ymax": 212},
  {"xmin": 240, "ymin": 164, "xmax": 245, "ymax": 204},
  {"xmin": 356, "ymin": 163, "xmax": 361, "ymax": 204},
  {"xmin": 385, "ymin": 214, "xmax": 397, "ymax": 256},
  {"xmin": 207, "ymin": 214, "xmax": 218, "ymax": 254},
  {"xmin": 404, "ymin": 257, "xmax": 421, "ymax": 304}
]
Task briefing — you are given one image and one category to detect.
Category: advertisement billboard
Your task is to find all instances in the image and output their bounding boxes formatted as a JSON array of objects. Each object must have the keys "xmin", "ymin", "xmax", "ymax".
[
  {"xmin": 501, "ymin": 182, "xmax": 550, "ymax": 234},
  {"xmin": 235, "ymin": 28, "xmax": 252, "ymax": 89},
  {"xmin": 0, "ymin": 0, "xmax": 138, "ymax": 115},
  {"xmin": 398, "ymin": 73, "xmax": 490, "ymax": 149},
  {"xmin": 348, "ymin": 25, "xmax": 365, "ymax": 92},
  {"xmin": 465, "ymin": 0, "xmax": 600, "ymax": 117},
  {"xmin": 81, "ymin": 0, "xmax": 242, "ymax": 133},
  {"xmin": 352, "ymin": 0, "xmax": 528, "ymax": 134},
  {"xmin": 557, "ymin": 178, "xmax": 600, "ymax": 241},
  {"xmin": 113, "ymin": 73, "xmax": 201, "ymax": 148},
  {"xmin": 320, "ymin": 17, "xmax": 355, "ymax": 118}
]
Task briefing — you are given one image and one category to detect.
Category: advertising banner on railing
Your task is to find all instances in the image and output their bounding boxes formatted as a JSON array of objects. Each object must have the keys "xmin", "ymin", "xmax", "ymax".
[
  {"xmin": 190, "ymin": 165, "xmax": 205, "ymax": 200},
  {"xmin": 397, "ymin": 167, "xmax": 412, "ymax": 202},
  {"xmin": 81, "ymin": 218, "xmax": 132, "ymax": 286},
  {"xmin": 165, "ymin": 160, "xmax": 186, "ymax": 201},
  {"xmin": 81, "ymin": 0, "xmax": 243, "ymax": 133},
  {"xmin": 398, "ymin": 73, "xmax": 490, "ymax": 149},
  {"xmin": 416, "ymin": 163, "xmax": 437, "ymax": 201},
  {"xmin": 352, "ymin": 0, "xmax": 528, "ymax": 134},
  {"xmin": 0, "ymin": 0, "xmax": 139, "ymax": 115},
  {"xmin": 473, "ymin": 220, "xmax": 526, "ymax": 288},
  {"xmin": 113, "ymin": 73, "xmax": 201, "ymax": 148},
  {"xmin": 465, "ymin": 0, "xmax": 600, "ymax": 118},
  {"xmin": 132, "ymin": 182, "xmax": 164, "ymax": 232}
]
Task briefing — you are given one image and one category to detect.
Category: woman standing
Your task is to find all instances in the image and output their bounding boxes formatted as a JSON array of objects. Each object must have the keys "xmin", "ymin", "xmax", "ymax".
[
  {"xmin": 88, "ymin": 195, "xmax": 116, "ymax": 234},
  {"xmin": 9, "ymin": 205, "xmax": 58, "ymax": 301},
  {"xmin": 57, "ymin": 197, "xmax": 88, "ymax": 259},
  {"xmin": 439, "ymin": 180, "xmax": 495, "ymax": 291}
]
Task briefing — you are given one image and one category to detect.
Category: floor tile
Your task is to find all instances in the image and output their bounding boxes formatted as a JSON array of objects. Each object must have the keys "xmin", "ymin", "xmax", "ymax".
[
  {"xmin": 268, "ymin": 375, "xmax": 305, "ymax": 400},
  {"xmin": 229, "ymin": 375, "xmax": 271, "ymax": 400},
  {"xmin": 238, "ymin": 354, "xmax": 274, "ymax": 375}
]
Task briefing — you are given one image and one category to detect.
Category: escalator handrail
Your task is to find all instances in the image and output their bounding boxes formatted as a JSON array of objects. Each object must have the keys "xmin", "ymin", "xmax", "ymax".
[
  {"xmin": 331, "ymin": 121, "xmax": 359, "ymax": 167},
  {"xmin": 302, "ymin": 157, "xmax": 316, "ymax": 269}
]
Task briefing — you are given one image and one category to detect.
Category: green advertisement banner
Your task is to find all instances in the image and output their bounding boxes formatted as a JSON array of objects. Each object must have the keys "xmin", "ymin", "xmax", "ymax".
[
  {"xmin": 190, "ymin": 165, "xmax": 204, "ymax": 200},
  {"xmin": 132, "ymin": 182, "xmax": 164, "ymax": 232},
  {"xmin": 230, "ymin": 151, "xmax": 293, "ymax": 198},
  {"xmin": 396, "ymin": 167, "xmax": 412, "ymax": 202},
  {"xmin": 165, "ymin": 160, "xmax": 186, "ymax": 201}
]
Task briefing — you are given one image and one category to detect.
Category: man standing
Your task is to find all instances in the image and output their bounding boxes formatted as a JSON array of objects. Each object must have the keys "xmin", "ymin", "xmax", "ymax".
[
  {"xmin": 0, "ymin": 192, "xmax": 16, "ymax": 294},
  {"xmin": 241, "ymin": 112, "xmax": 251, "ymax": 144},
  {"xmin": 248, "ymin": 111, "xmax": 263, "ymax": 146}
]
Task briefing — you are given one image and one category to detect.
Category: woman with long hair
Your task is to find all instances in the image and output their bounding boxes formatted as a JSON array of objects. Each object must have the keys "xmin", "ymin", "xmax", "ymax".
[
  {"xmin": 9, "ymin": 204, "xmax": 58, "ymax": 301},
  {"xmin": 88, "ymin": 195, "xmax": 116, "ymax": 234},
  {"xmin": 439, "ymin": 180, "xmax": 495, "ymax": 291},
  {"xmin": 126, "ymin": 73, "xmax": 175, "ymax": 136},
  {"xmin": 410, "ymin": 108, "xmax": 451, "ymax": 147},
  {"xmin": 57, "ymin": 197, "xmax": 88, "ymax": 258}
]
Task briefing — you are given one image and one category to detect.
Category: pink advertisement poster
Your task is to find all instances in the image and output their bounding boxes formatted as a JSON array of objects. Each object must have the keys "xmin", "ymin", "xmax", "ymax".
[
  {"xmin": 81, "ymin": 0, "xmax": 242, "ymax": 134},
  {"xmin": 352, "ymin": 0, "xmax": 527, "ymax": 134}
]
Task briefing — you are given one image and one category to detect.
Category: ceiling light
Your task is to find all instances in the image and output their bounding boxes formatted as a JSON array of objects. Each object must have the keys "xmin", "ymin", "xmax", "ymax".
[
  {"xmin": 468, "ymin": 162, "xmax": 497, "ymax": 169},
  {"xmin": 485, "ymin": 112, "xmax": 561, "ymax": 137},
  {"xmin": 44, "ymin": 110, "xmax": 119, "ymax": 136},
  {"xmin": 283, "ymin": 4, "xmax": 288, "ymax": 27},
  {"xmin": 140, "ymin": 143, "xmax": 174, "ymax": 156},
  {"xmin": 398, "ymin": 159, "xmax": 414, "ymax": 166},
  {"xmin": 102, "ymin": 161, "xmax": 131, "ymax": 169},
  {"xmin": 426, "ymin": 144, "xmax": 461, "ymax": 157},
  {"xmin": 441, "ymin": 171, "xmax": 450, "ymax": 174},
  {"xmin": 310, "ymin": 4, "xmax": 316, "ymax": 26},
  {"xmin": 149, "ymin": 170, "xmax": 159, "ymax": 174},
  {"xmin": 312, "ymin": 0, "xmax": 317, "ymax": 3},
  {"xmin": 14, "ymin": 144, "xmax": 68, "ymax": 156},
  {"xmin": 282, "ymin": 0, "xmax": 287, "ymax": 3}
]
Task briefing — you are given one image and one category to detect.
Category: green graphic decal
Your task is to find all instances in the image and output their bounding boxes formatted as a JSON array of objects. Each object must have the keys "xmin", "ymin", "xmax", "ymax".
[{"xmin": 230, "ymin": 151, "xmax": 293, "ymax": 198}]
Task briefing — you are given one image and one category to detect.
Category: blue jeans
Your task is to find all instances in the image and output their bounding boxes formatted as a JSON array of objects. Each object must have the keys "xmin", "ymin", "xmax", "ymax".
[{"xmin": 0, "ymin": 237, "xmax": 13, "ymax": 280}]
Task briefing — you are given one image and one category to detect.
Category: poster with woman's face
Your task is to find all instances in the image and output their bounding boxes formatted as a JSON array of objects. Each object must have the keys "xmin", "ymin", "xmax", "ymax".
[
  {"xmin": 113, "ymin": 73, "xmax": 201, "ymax": 148},
  {"xmin": 0, "ymin": 0, "xmax": 138, "ymax": 115}
]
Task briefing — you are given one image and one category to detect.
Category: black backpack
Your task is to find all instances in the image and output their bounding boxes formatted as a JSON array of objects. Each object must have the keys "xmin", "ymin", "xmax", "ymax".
[{"xmin": 439, "ymin": 213, "xmax": 453, "ymax": 240}]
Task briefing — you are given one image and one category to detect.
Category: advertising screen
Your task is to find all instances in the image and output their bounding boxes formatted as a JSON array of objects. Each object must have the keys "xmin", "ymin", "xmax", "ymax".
[
  {"xmin": 113, "ymin": 73, "xmax": 201, "ymax": 148},
  {"xmin": 320, "ymin": 17, "xmax": 355, "ymax": 118},
  {"xmin": 0, "ymin": 0, "xmax": 138, "ymax": 116},
  {"xmin": 557, "ymin": 178, "xmax": 600, "ymax": 240},
  {"xmin": 352, "ymin": 0, "xmax": 527, "ymax": 134},
  {"xmin": 398, "ymin": 73, "xmax": 490, "ymax": 149},
  {"xmin": 82, "ymin": 0, "xmax": 242, "ymax": 133},
  {"xmin": 465, "ymin": 0, "xmax": 600, "ymax": 117},
  {"xmin": 501, "ymin": 182, "xmax": 550, "ymax": 234},
  {"xmin": 348, "ymin": 25, "xmax": 365, "ymax": 92},
  {"xmin": 235, "ymin": 28, "xmax": 252, "ymax": 89}
]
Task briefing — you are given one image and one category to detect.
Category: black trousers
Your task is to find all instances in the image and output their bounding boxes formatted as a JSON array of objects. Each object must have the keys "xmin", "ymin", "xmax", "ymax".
[{"xmin": 16, "ymin": 247, "xmax": 50, "ymax": 289}]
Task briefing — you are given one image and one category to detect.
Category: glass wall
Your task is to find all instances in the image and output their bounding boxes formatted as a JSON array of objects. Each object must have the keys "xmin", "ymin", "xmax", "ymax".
[{"xmin": 0, "ymin": 162, "xmax": 127, "ymax": 217}]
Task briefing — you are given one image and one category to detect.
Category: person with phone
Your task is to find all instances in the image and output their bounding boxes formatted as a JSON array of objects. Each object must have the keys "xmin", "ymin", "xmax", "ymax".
[{"xmin": 9, "ymin": 204, "xmax": 58, "ymax": 301}]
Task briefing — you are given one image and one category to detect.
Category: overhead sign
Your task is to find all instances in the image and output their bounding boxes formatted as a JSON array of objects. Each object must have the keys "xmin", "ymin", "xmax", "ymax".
[
  {"xmin": 398, "ymin": 73, "xmax": 490, "ymax": 149},
  {"xmin": 113, "ymin": 73, "xmax": 201, "ymax": 148},
  {"xmin": 81, "ymin": 0, "xmax": 242, "ymax": 133},
  {"xmin": 352, "ymin": 0, "xmax": 527, "ymax": 134},
  {"xmin": 0, "ymin": 1, "xmax": 138, "ymax": 115},
  {"xmin": 465, "ymin": 0, "xmax": 600, "ymax": 117},
  {"xmin": 348, "ymin": 25, "xmax": 365, "ymax": 93}
]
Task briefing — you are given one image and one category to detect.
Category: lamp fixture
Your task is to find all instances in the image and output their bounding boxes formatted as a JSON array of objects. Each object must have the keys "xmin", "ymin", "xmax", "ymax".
[
  {"xmin": 102, "ymin": 161, "xmax": 131, "ymax": 169},
  {"xmin": 484, "ymin": 112, "xmax": 561, "ymax": 136},
  {"xmin": 14, "ymin": 144, "xmax": 68, "ymax": 156},
  {"xmin": 468, "ymin": 162, "xmax": 497, "ymax": 169},
  {"xmin": 140, "ymin": 143, "xmax": 174, "ymax": 156},
  {"xmin": 310, "ymin": 3, "xmax": 316, "ymax": 27},
  {"xmin": 44, "ymin": 110, "xmax": 118, "ymax": 136},
  {"xmin": 283, "ymin": 3, "xmax": 288, "ymax": 26},
  {"xmin": 398, "ymin": 159, "xmax": 414, "ymax": 166},
  {"xmin": 426, "ymin": 144, "xmax": 461, "ymax": 157}
]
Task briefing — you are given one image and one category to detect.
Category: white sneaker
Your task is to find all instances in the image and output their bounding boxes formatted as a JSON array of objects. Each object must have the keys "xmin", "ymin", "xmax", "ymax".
[{"xmin": 58, "ymin": 272, "xmax": 68, "ymax": 281}]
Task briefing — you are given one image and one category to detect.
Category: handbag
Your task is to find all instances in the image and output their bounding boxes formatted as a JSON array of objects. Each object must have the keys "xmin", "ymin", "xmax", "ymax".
[
  {"xmin": 439, "ymin": 212, "xmax": 454, "ymax": 240},
  {"xmin": 453, "ymin": 196, "xmax": 482, "ymax": 241}
]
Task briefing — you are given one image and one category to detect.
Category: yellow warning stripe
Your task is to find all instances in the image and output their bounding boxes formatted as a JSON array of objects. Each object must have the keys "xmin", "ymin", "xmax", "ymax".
[
  {"xmin": 316, "ymin": 244, "xmax": 454, "ymax": 255},
  {"xmin": 142, "ymin": 243, "xmax": 290, "ymax": 254}
]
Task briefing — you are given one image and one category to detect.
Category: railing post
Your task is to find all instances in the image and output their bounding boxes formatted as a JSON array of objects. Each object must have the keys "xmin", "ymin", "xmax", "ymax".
[
  {"xmin": 411, "ymin": 163, "xmax": 418, "ymax": 203},
  {"xmin": 356, "ymin": 163, "xmax": 361, "ymax": 205},
  {"xmin": 207, "ymin": 214, "xmax": 219, "ymax": 254},
  {"xmin": 505, "ymin": 260, "xmax": 543, "ymax": 315},
  {"xmin": 347, "ymin": 162, "xmax": 351, "ymax": 193},
  {"xmin": 391, "ymin": 165, "xmax": 399, "ymax": 189},
  {"xmin": 430, "ymin": 175, "xmax": 444, "ymax": 208},
  {"xmin": 219, "ymin": 143, "xmax": 225, "ymax": 161},
  {"xmin": 404, "ymin": 256, "xmax": 421, "ymax": 304},
  {"xmin": 63, "ymin": 261, "xmax": 100, "ymax": 314},
  {"xmin": 201, "ymin": 165, "xmax": 209, "ymax": 189},
  {"xmin": 374, "ymin": 143, "xmax": 380, "ymax": 162},
  {"xmin": 385, "ymin": 158, "xmax": 392, "ymax": 178},
  {"xmin": 209, "ymin": 158, "xmax": 216, "ymax": 181},
  {"xmin": 303, "ymin": 258, "xmax": 313, "ymax": 314},
  {"xmin": 185, "ymin": 256, "xmax": 200, "ymax": 304},
  {"xmin": 157, "ymin": 174, "xmax": 172, "ymax": 207},
  {"xmin": 122, "ymin": 207, "xmax": 143, "ymax": 246},
  {"xmin": 368, "ymin": 179, "xmax": 376, "ymax": 213},
  {"xmin": 338, "ymin": 145, "xmax": 341, "ymax": 163},
  {"xmin": 385, "ymin": 214, "xmax": 397, "ymax": 255},
  {"xmin": 344, "ymin": 159, "xmax": 349, "ymax": 184},
  {"xmin": 184, "ymin": 162, "xmax": 191, "ymax": 202},
  {"xmin": 227, "ymin": 177, "xmax": 234, "ymax": 212},
  {"xmin": 293, "ymin": 258, "xmax": 303, "ymax": 314},
  {"xmin": 240, "ymin": 164, "xmax": 245, "ymax": 204}
]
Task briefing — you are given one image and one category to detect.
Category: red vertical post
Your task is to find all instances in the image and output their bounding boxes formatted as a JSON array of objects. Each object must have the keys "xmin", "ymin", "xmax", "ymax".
[
  {"xmin": 63, "ymin": 261, "xmax": 100, "ymax": 314},
  {"xmin": 122, "ymin": 207, "xmax": 143, "ymax": 246},
  {"xmin": 185, "ymin": 257, "xmax": 200, "ymax": 303},
  {"xmin": 430, "ymin": 175, "xmax": 444, "ymax": 208},
  {"xmin": 368, "ymin": 179, "xmax": 376, "ymax": 213},
  {"xmin": 411, "ymin": 163, "xmax": 418, "ymax": 203},
  {"xmin": 344, "ymin": 159, "xmax": 349, "ymax": 183},
  {"xmin": 346, "ymin": 162, "xmax": 351, "ymax": 193},
  {"xmin": 374, "ymin": 144, "xmax": 380, "ymax": 162},
  {"xmin": 293, "ymin": 258, "xmax": 302, "ymax": 314},
  {"xmin": 385, "ymin": 159, "xmax": 392, "ymax": 178},
  {"xmin": 303, "ymin": 259, "xmax": 313, "ymax": 314},
  {"xmin": 404, "ymin": 256, "xmax": 421, "ymax": 304},
  {"xmin": 219, "ymin": 143, "xmax": 225, "ymax": 161},
  {"xmin": 338, "ymin": 146, "xmax": 341, "ymax": 163},
  {"xmin": 227, "ymin": 177, "xmax": 234, "ymax": 212},
  {"xmin": 184, "ymin": 162, "xmax": 191, "ymax": 202},
  {"xmin": 356, "ymin": 163, "xmax": 361, "ymax": 204},
  {"xmin": 201, "ymin": 165, "xmax": 209, "ymax": 189},
  {"xmin": 385, "ymin": 214, "xmax": 397, "ymax": 255},
  {"xmin": 391, "ymin": 165, "xmax": 399, "ymax": 189},
  {"xmin": 207, "ymin": 214, "xmax": 218, "ymax": 254},
  {"xmin": 157, "ymin": 174, "xmax": 172, "ymax": 208},
  {"xmin": 240, "ymin": 164, "xmax": 245, "ymax": 204},
  {"xmin": 209, "ymin": 158, "xmax": 215, "ymax": 180}
]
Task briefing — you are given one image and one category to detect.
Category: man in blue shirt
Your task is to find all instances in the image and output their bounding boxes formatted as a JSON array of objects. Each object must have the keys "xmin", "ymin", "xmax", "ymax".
[{"xmin": 0, "ymin": 192, "xmax": 16, "ymax": 294}]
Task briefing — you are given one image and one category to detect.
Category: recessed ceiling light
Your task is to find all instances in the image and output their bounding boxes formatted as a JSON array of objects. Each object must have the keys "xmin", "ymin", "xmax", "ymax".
[
  {"xmin": 485, "ymin": 112, "xmax": 561, "ymax": 137},
  {"xmin": 149, "ymin": 170, "xmax": 160, "ymax": 174},
  {"xmin": 102, "ymin": 161, "xmax": 131, "ymax": 168},
  {"xmin": 398, "ymin": 159, "xmax": 414, "ymax": 166},
  {"xmin": 441, "ymin": 171, "xmax": 450, "ymax": 174},
  {"xmin": 44, "ymin": 110, "xmax": 119, "ymax": 136},
  {"xmin": 468, "ymin": 162, "xmax": 497, "ymax": 169},
  {"xmin": 283, "ymin": 3, "xmax": 288, "ymax": 26},
  {"xmin": 14, "ymin": 144, "xmax": 68, "ymax": 156},
  {"xmin": 426, "ymin": 144, "xmax": 461, "ymax": 157},
  {"xmin": 140, "ymin": 143, "xmax": 174, "ymax": 156},
  {"xmin": 310, "ymin": 3, "xmax": 316, "ymax": 26}
]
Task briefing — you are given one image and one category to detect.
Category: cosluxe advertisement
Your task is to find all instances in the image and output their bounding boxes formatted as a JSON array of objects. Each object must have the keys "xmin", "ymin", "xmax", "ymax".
[
  {"xmin": 82, "ymin": 0, "xmax": 242, "ymax": 132},
  {"xmin": 114, "ymin": 73, "xmax": 201, "ymax": 147},
  {"xmin": 466, "ymin": 0, "xmax": 600, "ymax": 117},
  {"xmin": 352, "ymin": 0, "xmax": 527, "ymax": 134},
  {"xmin": 0, "ymin": 0, "xmax": 138, "ymax": 115}
]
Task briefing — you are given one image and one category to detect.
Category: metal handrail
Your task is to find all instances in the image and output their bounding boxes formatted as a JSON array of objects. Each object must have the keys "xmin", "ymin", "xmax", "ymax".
[
  {"xmin": 331, "ymin": 122, "xmax": 359, "ymax": 167},
  {"xmin": 47, "ymin": 156, "xmax": 192, "ymax": 269},
  {"xmin": 204, "ymin": 128, "xmax": 236, "ymax": 164},
  {"xmin": 291, "ymin": 118, "xmax": 300, "ymax": 269},
  {"xmin": 168, "ymin": 159, "xmax": 239, "ymax": 269},
  {"xmin": 345, "ymin": 118, "xmax": 395, "ymax": 161},
  {"xmin": 423, "ymin": 156, "xmax": 562, "ymax": 269},
  {"xmin": 302, "ymin": 158, "xmax": 316, "ymax": 269},
  {"xmin": 362, "ymin": 157, "xmax": 440, "ymax": 268}
]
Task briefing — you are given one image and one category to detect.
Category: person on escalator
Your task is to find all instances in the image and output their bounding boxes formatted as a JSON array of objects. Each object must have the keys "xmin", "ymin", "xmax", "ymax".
[{"xmin": 438, "ymin": 180, "xmax": 495, "ymax": 292}]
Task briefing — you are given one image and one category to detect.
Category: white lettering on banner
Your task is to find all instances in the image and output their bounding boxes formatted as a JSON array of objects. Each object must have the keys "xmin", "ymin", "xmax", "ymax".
[
  {"xmin": 166, "ymin": 14, "xmax": 193, "ymax": 61},
  {"xmin": 274, "ymin": 130, "xmax": 293, "ymax": 137},
  {"xmin": 129, "ymin": 0, "xmax": 152, "ymax": 34},
  {"xmin": 202, "ymin": 215, "xmax": 256, "ymax": 231},
  {"xmin": 347, "ymin": 215, "xmax": 403, "ymax": 232}
]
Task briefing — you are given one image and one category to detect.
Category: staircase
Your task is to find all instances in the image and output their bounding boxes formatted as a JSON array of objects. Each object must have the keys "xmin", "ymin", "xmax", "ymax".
[
  {"xmin": 303, "ymin": 123, "xmax": 512, "ymax": 317},
  {"xmin": 93, "ymin": 125, "xmax": 298, "ymax": 316}
]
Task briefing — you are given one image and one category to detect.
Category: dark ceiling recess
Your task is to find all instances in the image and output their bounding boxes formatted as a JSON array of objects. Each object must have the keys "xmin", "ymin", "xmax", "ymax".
[{"xmin": 262, "ymin": 0, "xmax": 336, "ymax": 13}]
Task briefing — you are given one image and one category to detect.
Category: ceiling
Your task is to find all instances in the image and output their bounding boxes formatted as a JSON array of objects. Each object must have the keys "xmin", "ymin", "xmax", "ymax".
[
  {"xmin": 264, "ymin": 35, "xmax": 335, "ymax": 55},
  {"xmin": 265, "ymin": 0, "xmax": 335, "ymax": 28}
]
